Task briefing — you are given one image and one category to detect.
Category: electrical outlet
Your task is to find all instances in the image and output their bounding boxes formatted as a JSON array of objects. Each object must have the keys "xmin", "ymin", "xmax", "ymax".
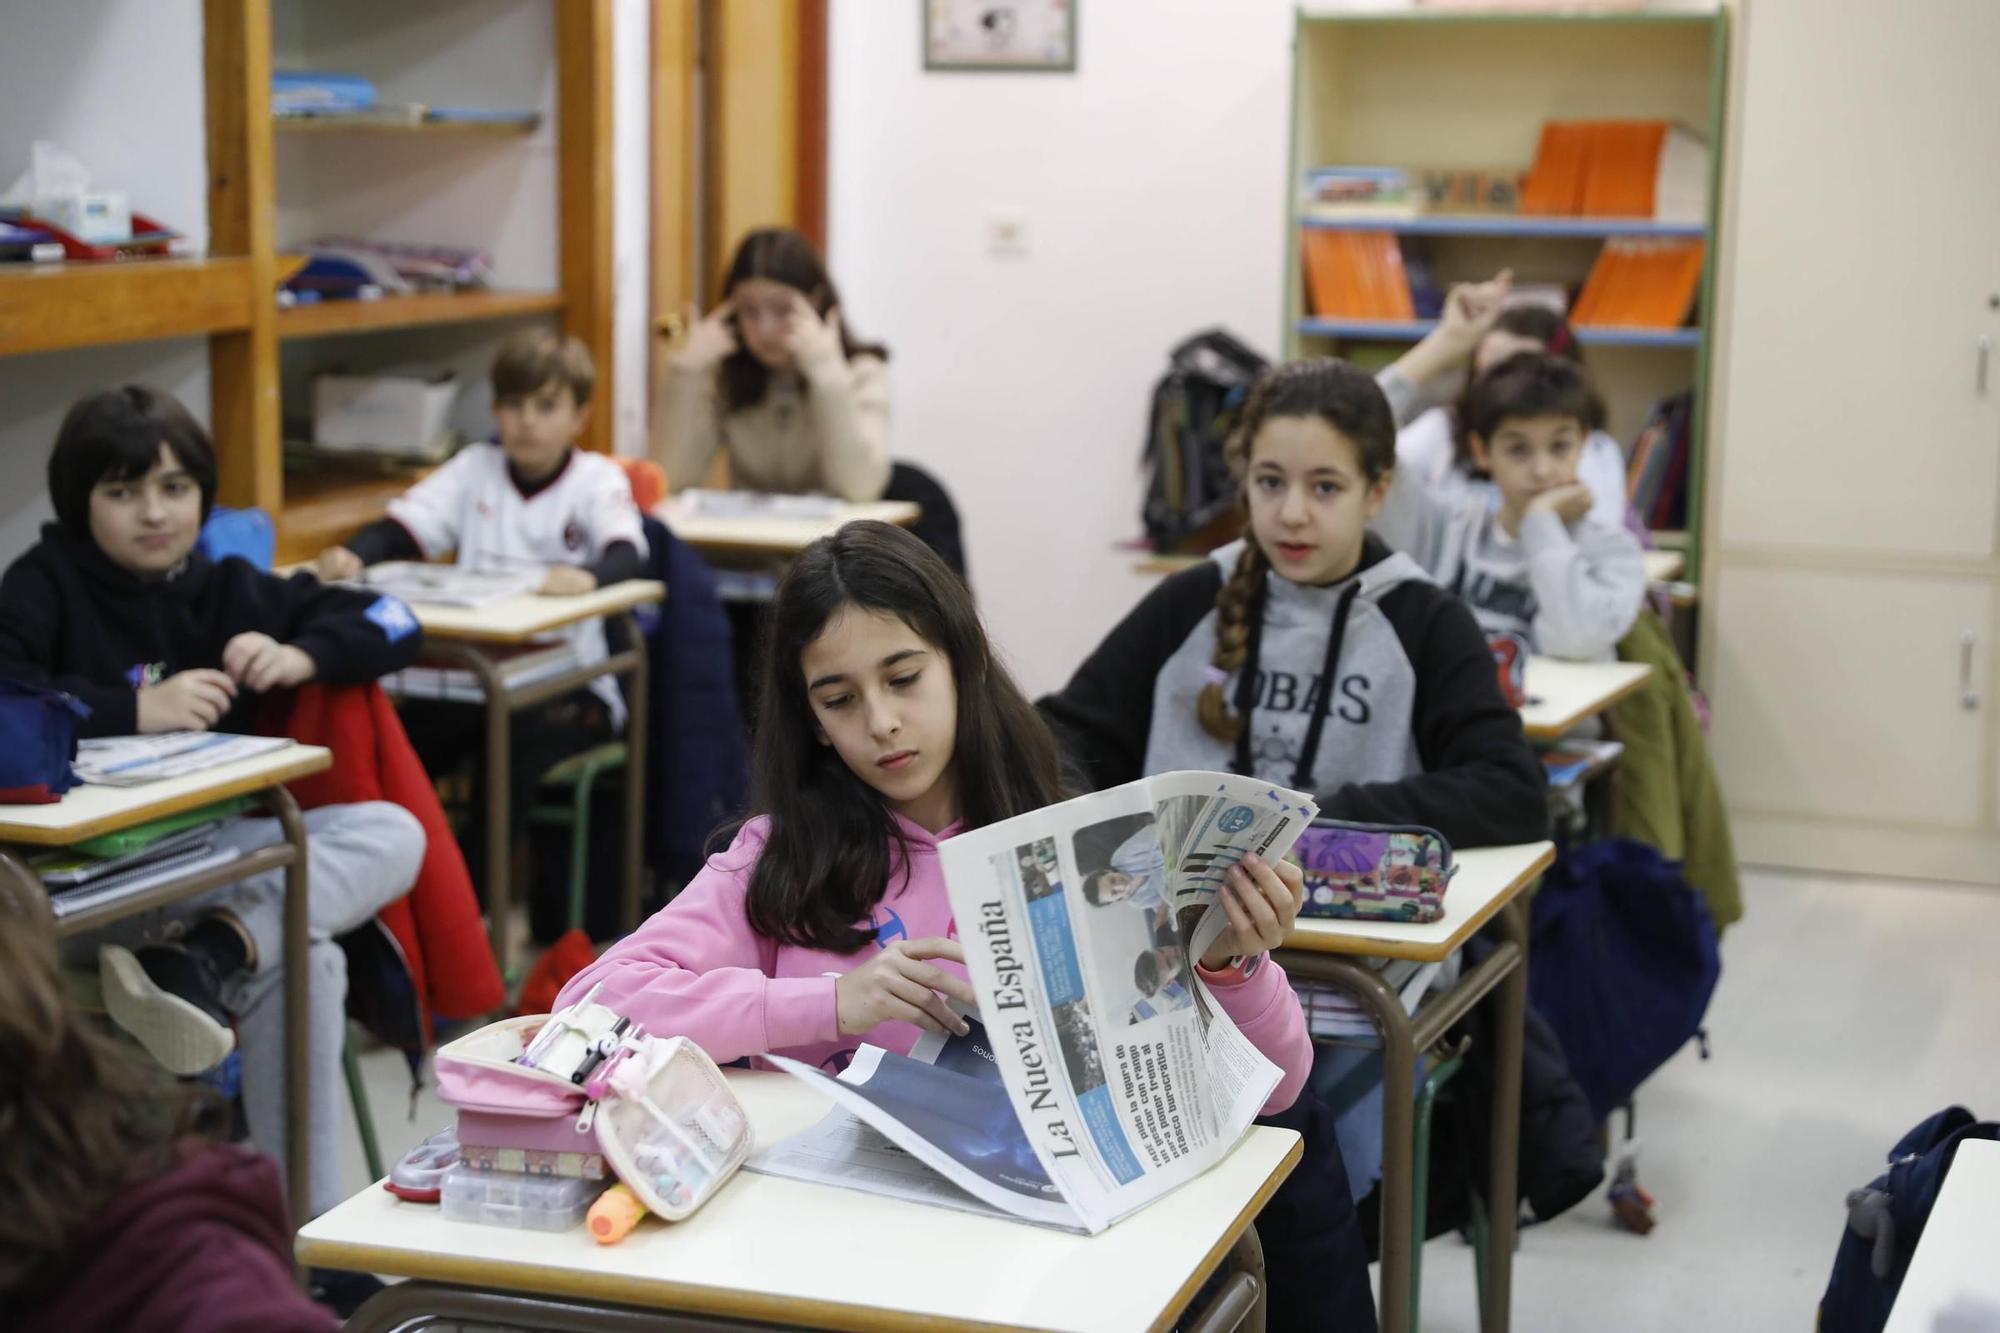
[{"xmin": 987, "ymin": 213, "xmax": 1028, "ymax": 259}]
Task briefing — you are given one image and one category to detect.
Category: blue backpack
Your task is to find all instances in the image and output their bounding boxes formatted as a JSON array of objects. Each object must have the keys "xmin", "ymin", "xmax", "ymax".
[
  {"xmin": 1821, "ymin": 1106, "xmax": 2000, "ymax": 1332},
  {"xmin": 0, "ymin": 680, "xmax": 90, "ymax": 803},
  {"xmin": 1528, "ymin": 838, "xmax": 1721, "ymax": 1122}
]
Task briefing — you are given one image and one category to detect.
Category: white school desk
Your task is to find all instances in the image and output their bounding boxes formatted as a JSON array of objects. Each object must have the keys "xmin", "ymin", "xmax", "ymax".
[
  {"xmin": 0, "ymin": 744, "xmax": 332, "ymax": 1226},
  {"xmin": 300, "ymin": 1069, "xmax": 1302, "ymax": 1333},
  {"xmin": 1275, "ymin": 840, "xmax": 1556, "ymax": 1333},
  {"xmin": 657, "ymin": 497, "xmax": 921, "ymax": 558},
  {"xmin": 1519, "ymin": 657, "xmax": 1653, "ymax": 741},
  {"xmin": 402, "ymin": 580, "xmax": 665, "ymax": 981},
  {"xmin": 1884, "ymin": 1138, "xmax": 2000, "ymax": 1332}
]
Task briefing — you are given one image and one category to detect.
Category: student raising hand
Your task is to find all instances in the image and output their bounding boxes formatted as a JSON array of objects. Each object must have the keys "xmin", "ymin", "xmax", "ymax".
[
  {"xmin": 1197, "ymin": 853, "xmax": 1306, "ymax": 972},
  {"xmin": 783, "ymin": 293, "xmax": 844, "ymax": 374},
  {"xmin": 136, "ymin": 669, "xmax": 237, "ymax": 733},
  {"xmin": 221, "ymin": 631, "xmax": 318, "ymax": 694},
  {"xmin": 836, "ymin": 938, "xmax": 976, "ymax": 1037}
]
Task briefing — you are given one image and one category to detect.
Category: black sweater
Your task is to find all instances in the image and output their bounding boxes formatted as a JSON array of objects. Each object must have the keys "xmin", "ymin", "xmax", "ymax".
[
  {"xmin": 1038, "ymin": 538, "xmax": 1548, "ymax": 849},
  {"xmin": 0, "ymin": 525, "xmax": 425, "ymax": 738}
]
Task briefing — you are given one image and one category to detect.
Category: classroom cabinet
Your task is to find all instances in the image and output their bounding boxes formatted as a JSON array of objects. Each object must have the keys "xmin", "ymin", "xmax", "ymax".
[
  {"xmin": 1709, "ymin": 567, "xmax": 1991, "ymax": 830},
  {"xmin": 1706, "ymin": 0, "xmax": 2000, "ymax": 881},
  {"xmin": 1713, "ymin": 0, "xmax": 2000, "ymax": 560}
]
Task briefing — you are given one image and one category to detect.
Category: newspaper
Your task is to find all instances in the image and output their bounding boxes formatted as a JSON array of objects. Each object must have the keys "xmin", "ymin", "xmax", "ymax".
[
  {"xmin": 73, "ymin": 733, "xmax": 293, "ymax": 787},
  {"xmin": 752, "ymin": 770, "xmax": 1317, "ymax": 1233}
]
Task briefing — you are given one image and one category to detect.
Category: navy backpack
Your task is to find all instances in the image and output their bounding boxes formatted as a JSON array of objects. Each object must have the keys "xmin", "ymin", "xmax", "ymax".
[
  {"xmin": 0, "ymin": 680, "xmax": 90, "ymax": 804},
  {"xmin": 1820, "ymin": 1106, "xmax": 2000, "ymax": 1333},
  {"xmin": 1528, "ymin": 837, "xmax": 1721, "ymax": 1122}
]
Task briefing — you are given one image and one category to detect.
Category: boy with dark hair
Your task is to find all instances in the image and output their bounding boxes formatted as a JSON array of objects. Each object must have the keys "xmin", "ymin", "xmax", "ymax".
[
  {"xmin": 1376, "ymin": 350, "xmax": 1646, "ymax": 661},
  {"xmin": 0, "ymin": 384, "xmax": 427, "ymax": 1217}
]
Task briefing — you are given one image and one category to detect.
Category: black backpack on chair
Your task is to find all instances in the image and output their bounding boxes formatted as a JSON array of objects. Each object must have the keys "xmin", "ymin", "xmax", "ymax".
[{"xmin": 1140, "ymin": 329, "xmax": 1269, "ymax": 553}]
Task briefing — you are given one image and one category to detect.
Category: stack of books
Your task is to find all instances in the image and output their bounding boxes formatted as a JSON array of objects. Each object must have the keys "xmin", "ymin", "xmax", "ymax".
[
  {"xmin": 1300, "ymin": 230, "xmax": 1416, "ymax": 320},
  {"xmin": 1520, "ymin": 120, "xmax": 1709, "ymax": 222},
  {"xmin": 1571, "ymin": 239, "xmax": 1705, "ymax": 329}
]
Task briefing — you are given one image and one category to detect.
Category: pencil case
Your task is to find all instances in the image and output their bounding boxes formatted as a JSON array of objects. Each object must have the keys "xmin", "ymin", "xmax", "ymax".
[
  {"xmin": 1488, "ymin": 632, "xmax": 1531, "ymax": 709},
  {"xmin": 434, "ymin": 1012, "xmax": 600, "ymax": 1156},
  {"xmin": 435, "ymin": 1013, "xmax": 753, "ymax": 1228},
  {"xmin": 592, "ymin": 1035, "xmax": 753, "ymax": 1223},
  {"xmin": 1292, "ymin": 819, "xmax": 1456, "ymax": 923}
]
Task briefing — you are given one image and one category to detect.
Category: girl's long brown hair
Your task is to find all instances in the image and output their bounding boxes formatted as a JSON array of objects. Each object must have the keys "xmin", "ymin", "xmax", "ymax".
[
  {"xmin": 1196, "ymin": 359, "xmax": 1397, "ymax": 741},
  {"xmin": 0, "ymin": 904, "xmax": 215, "ymax": 1293},
  {"xmin": 746, "ymin": 520, "xmax": 1068, "ymax": 953}
]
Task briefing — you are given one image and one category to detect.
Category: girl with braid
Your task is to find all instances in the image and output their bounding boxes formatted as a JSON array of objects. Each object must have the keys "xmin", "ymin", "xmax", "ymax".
[
  {"xmin": 1040, "ymin": 354, "xmax": 1545, "ymax": 850},
  {"xmin": 1041, "ymin": 350, "xmax": 1549, "ymax": 1331}
]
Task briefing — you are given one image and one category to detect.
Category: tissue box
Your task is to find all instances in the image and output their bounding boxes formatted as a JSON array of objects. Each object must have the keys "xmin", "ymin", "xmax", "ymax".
[
  {"xmin": 37, "ymin": 191, "xmax": 131, "ymax": 245},
  {"xmin": 312, "ymin": 372, "xmax": 460, "ymax": 457}
]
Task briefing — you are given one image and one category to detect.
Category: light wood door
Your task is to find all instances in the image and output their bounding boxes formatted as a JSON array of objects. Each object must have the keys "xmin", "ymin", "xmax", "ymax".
[
  {"xmin": 1714, "ymin": 0, "xmax": 2000, "ymax": 558},
  {"xmin": 1709, "ymin": 566, "xmax": 1992, "ymax": 829}
]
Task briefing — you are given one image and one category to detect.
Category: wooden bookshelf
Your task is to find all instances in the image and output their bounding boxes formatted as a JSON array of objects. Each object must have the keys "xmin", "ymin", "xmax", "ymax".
[
  {"xmin": 0, "ymin": 258, "xmax": 257, "ymax": 357},
  {"xmin": 274, "ymin": 117, "xmax": 539, "ymax": 138},
  {"xmin": 276, "ymin": 470, "xmax": 433, "ymax": 561},
  {"xmin": 276, "ymin": 290, "xmax": 566, "ymax": 340},
  {"xmin": 187, "ymin": 0, "xmax": 616, "ymax": 560}
]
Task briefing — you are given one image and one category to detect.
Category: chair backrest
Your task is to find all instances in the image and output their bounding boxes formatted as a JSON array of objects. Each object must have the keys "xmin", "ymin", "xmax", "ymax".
[
  {"xmin": 614, "ymin": 456, "xmax": 667, "ymax": 513},
  {"xmin": 199, "ymin": 506, "xmax": 276, "ymax": 571},
  {"xmin": 883, "ymin": 460, "xmax": 968, "ymax": 580}
]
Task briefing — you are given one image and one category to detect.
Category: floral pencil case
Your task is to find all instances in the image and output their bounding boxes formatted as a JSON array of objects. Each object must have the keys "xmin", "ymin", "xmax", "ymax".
[{"xmin": 1291, "ymin": 819, "xmax": 1456, "ymax": 923}]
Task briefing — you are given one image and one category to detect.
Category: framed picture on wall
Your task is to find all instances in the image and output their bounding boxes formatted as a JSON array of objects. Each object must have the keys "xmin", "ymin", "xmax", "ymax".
[{"xmin": 924, "ymin": 0, "xmax": 1076, "ymax": 73}]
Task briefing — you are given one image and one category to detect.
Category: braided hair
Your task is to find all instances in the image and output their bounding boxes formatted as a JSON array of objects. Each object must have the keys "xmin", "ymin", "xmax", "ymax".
[{"xmin": 1195, "ymin": 358, "xmax": 1397, "ymax": 742}]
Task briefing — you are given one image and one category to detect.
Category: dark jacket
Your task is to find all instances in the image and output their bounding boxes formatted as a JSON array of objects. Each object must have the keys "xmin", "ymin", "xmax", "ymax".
[
  {"xmin": 0, "ymin": 524, "xmax": 422, "ymax": 737},
  {"xmin": 642, "ymin": 516, "xmax": 751, "ymax": 881},
  {"xmin": 8, "ymin": 1142, "xmax": 335, "ymax": 1333},
  {"xmin": 1039, "ymin": 535, "xmax": 1548, "ymax": 848}
]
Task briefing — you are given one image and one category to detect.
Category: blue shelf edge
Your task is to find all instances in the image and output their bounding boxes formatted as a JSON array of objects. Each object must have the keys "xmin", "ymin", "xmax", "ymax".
[
  {"xmin": 1300, "ymin": 214, "xmax": 1707, "ymax": 240},
  {"xmin": 1297, "ymin": 318, "xmax": 1701, "ymax": 349}
]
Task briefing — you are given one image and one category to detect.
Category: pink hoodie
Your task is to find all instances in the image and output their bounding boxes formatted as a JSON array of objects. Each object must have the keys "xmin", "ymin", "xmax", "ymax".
[{"xmin": 555, "ymin": 812, "xmax": 1311, "ymax": 1113}]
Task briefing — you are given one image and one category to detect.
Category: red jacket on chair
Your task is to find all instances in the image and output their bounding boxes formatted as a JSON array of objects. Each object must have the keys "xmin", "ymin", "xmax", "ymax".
[{"xmin": 260, "ymin": 684, "xmax": 502, "ymax": 1032}]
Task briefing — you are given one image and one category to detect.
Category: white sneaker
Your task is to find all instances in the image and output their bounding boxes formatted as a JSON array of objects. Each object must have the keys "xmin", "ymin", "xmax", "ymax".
[{"xmin": 98, "ymin": 945, "xmax": 236, "ymax": 1076}]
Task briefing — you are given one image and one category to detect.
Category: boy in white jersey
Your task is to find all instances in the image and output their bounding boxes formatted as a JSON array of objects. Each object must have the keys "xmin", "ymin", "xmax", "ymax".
[{"xmin": 317, "ymin": 330, "xmax": 649, "ymax": 937}]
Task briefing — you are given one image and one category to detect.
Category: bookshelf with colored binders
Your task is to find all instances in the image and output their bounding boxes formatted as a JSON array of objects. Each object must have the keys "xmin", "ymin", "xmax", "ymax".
[{"xmin": 1285, "ymin": 7, "xmax": 1728, "ymax": 582}]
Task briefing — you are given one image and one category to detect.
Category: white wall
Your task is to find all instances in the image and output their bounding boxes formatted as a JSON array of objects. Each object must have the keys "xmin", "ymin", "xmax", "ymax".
[
  {"xmin": 827, "ymin": 0, "xmax": 1297, "ymax": 695},
  {"xmin": 0, "ymin": 0, "xmax": 210, "ymax": 552}
]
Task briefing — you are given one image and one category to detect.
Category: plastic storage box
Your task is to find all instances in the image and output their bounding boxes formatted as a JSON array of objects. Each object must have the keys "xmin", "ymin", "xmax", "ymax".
[{"xmin": 440, "ymin": 1164, "xmax": 606, "ymax": 1232}]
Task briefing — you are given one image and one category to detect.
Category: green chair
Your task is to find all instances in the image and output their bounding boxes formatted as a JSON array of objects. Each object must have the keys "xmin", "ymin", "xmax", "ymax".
[
  {"xmin": 343, "ymin": 1027, "xmax": 385, "ymax": 1182},
  {"xmin": 528, "ymin": 741, "xmax": 629, "ymax": 935}
]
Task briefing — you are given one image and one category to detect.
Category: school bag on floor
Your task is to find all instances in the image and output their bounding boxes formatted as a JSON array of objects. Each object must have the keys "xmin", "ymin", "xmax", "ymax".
[
  {"xmin": 1820, "ymin": 1105, "xmax": 2000, "ymax": 1333},
  {"xmin": 1140, "ymin": 328, "xmax": 1269, "ymax": 552},
  {"xmin": 1528, "ymin": 838, "xmax": 1720, "ymax": 1122}
]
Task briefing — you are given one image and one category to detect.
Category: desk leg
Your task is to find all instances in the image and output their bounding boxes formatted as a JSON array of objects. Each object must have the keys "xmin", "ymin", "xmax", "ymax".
[
  {"xmin": 616, "ymin": 610, "xmax": 649, "ymax": 935},
  {"xmin": 1482, "ymin": 898, "xmax": 1528, "ymax": 1333},
  {"xmin": 427, "ymin": 644, "xmax": 515, "ymax": 983},
  {"xmin": 268, "ymin": 786, "xmax": 314, "ymax": 1230},
  {"xmin": 1183, "ymin": 1222, "xmax": 1268, "ymax": 1333},
  {"xmin": 1282, "ymin": 957, "xmax": 1420, "ymax": 1333}
]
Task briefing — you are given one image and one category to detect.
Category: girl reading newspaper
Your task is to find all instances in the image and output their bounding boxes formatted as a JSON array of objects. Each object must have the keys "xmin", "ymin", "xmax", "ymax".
[{"xmin": 555, "ymin": 521, "xmax": 1309, "ymax": 1102}]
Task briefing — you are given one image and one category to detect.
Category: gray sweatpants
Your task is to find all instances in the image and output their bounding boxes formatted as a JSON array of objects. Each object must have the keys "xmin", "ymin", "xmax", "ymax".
[{"xmin": 78, "ymin": 801, "xmax": 425, "ymax": 1216}]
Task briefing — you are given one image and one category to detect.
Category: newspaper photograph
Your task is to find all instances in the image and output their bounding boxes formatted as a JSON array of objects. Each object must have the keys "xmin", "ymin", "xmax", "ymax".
[{"xmin": 752, "ymin": 770, "xmax": 1317, "ymax": 1234}]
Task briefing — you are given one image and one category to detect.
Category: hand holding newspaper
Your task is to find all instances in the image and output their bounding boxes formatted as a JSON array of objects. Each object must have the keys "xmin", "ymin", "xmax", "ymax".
[{"xmin": 749, "ymin": 770, "xmax": 1317, "ymax": 1233}]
